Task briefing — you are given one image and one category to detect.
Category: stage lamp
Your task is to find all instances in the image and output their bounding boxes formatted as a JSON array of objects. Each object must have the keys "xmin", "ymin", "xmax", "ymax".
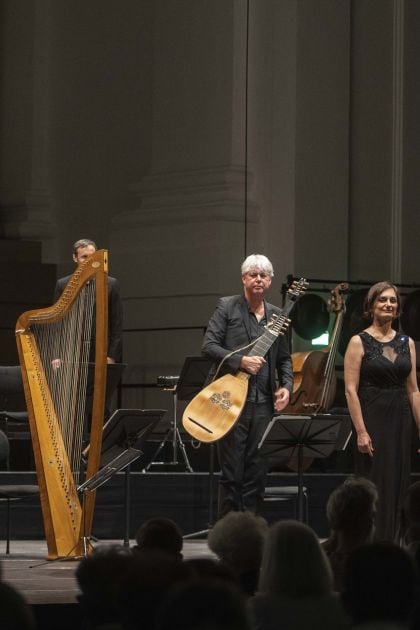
[{"xmin": 311, "ymin": 332, "xmax": 329, "ymax": 347}]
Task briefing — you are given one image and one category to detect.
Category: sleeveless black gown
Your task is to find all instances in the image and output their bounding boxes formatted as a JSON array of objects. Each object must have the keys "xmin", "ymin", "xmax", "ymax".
[{"xmin": 356, "ymin": 331, "xmax": 413, "ymax": 541}]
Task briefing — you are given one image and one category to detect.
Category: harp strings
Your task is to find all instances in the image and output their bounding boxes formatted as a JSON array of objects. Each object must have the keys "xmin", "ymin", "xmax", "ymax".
[{"xmin": 33, "ymin": 281, "xmax": 96, "ymax": 485}]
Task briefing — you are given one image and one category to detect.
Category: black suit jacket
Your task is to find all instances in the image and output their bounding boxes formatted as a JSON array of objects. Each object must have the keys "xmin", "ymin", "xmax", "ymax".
[
  {"xmin": 53, "ymin": 274, "xmax": 123, "ymax": 363},
  {"xmin": 202, "ymin": 294, "xmax": 293, "ymax": 398}
]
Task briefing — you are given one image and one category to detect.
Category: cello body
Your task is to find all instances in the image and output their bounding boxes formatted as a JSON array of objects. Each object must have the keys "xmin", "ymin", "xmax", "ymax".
[
  {"xmin": 283, "ymin": 283, "xmax": 348, "ymax": 471},
  {"xmin": 285, "ymin": 349, "xmax": 336, "ymax": 414},
  {"xmin": 283, "ymin": 283, "xmax": 348, "ymax": 416}
]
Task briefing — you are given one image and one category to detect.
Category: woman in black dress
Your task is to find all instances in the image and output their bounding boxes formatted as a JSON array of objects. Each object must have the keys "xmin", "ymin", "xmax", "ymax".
[{"xmin": 344, "ymin": 281, "xmax": 420, "ymax": 541}]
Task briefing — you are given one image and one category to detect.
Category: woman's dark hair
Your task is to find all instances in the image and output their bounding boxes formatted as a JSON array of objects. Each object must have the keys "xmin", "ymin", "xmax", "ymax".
[{"xmin": 363, "ymin": 281, "xmax": 400, "ymax": 320}]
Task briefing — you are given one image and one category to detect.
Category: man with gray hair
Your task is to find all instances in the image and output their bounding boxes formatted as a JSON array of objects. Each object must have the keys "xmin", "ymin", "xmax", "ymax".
[{"xmin": 202, "ymin": 254, "xmax": 293, "ymax": 518}]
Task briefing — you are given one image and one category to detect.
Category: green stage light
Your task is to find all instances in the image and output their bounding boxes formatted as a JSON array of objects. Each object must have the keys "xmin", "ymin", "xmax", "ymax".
[{"xmin": 311, "ymin": 332, "xmax": 329, "ymax": 346}]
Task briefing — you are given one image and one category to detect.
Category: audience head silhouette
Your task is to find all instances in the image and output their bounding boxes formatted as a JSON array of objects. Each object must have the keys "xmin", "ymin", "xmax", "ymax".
[
  {"xmin": 326, "ymin": 476, "xmax": 377, "ymax": 542},
  {"xmin": 399, "ymin": 480, "xmax": 420, "ymax": 545},
  {"xmin": 258, "ymin": 519, "xmax": 333, "ymax": 598},
  {"xmin": 156, "ymin": 578, "xmax": 250, "ymax": 630},
  {"xmin": 133, "ymin": 517, "xmax": 183, "ymax": 559},
  {"xmin": 0, "ymin": 582, "xmax": 36, "ymax": 630},
  {"xmin": 207, "ymin": 510, "xmax": 268, "ymax": 595},
  {"xmin": 75, "ymin": 544, "xmax": 132, "ymax": 627},
  {"xmin": 117, "ymin": 549, "xmax": 192, "ymax": 630},
  {"xmin": 342, "ymin": 541, "xmax": 417, "ymax": 626},
  {"xmin": 323, "ymin": 476, "xmax": 378, "ymax": 591},
  {"xmin": 183, "ymin": 557, "xmax": 237, "ymax": 584}
]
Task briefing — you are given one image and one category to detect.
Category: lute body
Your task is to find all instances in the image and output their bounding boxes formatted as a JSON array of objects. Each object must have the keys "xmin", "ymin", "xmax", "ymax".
[{"xmin": 182, "ymin": 371, "xmax": 250, "ymax": 443}]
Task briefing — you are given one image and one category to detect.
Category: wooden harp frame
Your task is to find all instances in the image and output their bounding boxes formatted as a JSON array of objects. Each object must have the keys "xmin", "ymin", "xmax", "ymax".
[{"xmin": 15, "ymin": 249, "xmax": 108, "ymax": 559}]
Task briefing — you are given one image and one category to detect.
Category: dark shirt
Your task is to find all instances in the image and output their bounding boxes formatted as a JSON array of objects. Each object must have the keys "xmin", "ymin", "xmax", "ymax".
[
  {"xmin": 54, "ymin": 275, "xmax": 123, "ymax": 363},
  {"xmin": 201, "ymin": 294, "xmax": 293, "ymax": 398},
  {"xmin": 247, "ymin": 307, "xmax": 271, "ymax": 403}
]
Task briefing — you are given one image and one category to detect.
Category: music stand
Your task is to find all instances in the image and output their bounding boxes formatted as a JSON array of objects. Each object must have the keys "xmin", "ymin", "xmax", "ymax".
[
  {"xmin": 145, "ymin": 356, "xmax": 213, "ymax": 472},
  {"xmin": 172, "ymin": 356, "xmax": 218, "ymax": 538},
  {"xmin": 86, "ymin": 362, "xmax": 126, "ymax": 419},
  {"xmin": 259, "ymin": 414, "xmax": 351, "ymax": 522},
  {"xmin": 79, "ymin": 408, "xmax": 166, "ymax": 547},
  {"xmin": 176, "ymin": 356, "xmax": 214, "ymax": 402}
]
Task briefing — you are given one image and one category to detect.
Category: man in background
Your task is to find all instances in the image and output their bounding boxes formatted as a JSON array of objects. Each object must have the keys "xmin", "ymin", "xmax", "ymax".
[{"xmin": 54, "ymin": 238, "xmax": 123, "ymax": 364}]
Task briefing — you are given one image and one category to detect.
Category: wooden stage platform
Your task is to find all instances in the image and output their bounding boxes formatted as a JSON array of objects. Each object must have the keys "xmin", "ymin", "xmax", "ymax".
[
  {"xmin": 0, "ymin": 538, "xmax": 213, "ymax": 630},
  {"xmin": 1, "ymin": 538, "xmax": 213, "ymax": 604}
]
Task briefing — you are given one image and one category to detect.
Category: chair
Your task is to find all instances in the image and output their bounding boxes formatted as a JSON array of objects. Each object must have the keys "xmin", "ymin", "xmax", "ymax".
[
  {"xmin": 0, "ymin": 484, "xmax": 40, "ymax": 554},
  {"xmin": 0, "ymin": 426, "xmax": 39, "ymax": 554},
  {"xmin": 0, "ymin": 366, "xmax": 33, "ymax": 470},
  {"xmin": 0, "ymin": 366, "xmax": 29, "ymax": 422},
  {"xmin": 263, "ymin": 485, "xmax": 309, "ymax": 523}
]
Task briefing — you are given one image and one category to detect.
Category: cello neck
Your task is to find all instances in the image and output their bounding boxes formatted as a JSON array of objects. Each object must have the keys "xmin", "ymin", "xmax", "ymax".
[{"xmin": 317, "ymin": 284, "xmax": 348, "ymax": 411}]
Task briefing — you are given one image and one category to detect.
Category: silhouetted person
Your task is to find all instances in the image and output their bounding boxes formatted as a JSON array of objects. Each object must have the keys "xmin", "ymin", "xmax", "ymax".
[
  {"xmin": 0, "ymin": 582, "xmax": 36, "ymax": 630},
  {"xmin": 75, "ymin": 544, "xmax": 132, "ymax": 629},
  {"xmin": 399, "ymin": 480, "xmax": 420, "ymax": 550},
  {"xmin": 183, "ymin": 557, "xmax": 237, "ymax": 585},
  {"xmin": 116, "ymin": 550, "xmax": 192, "ymax": 630},
  {"xmin": 133, "ymin": 517, "xmax": 183, "ymax": 560},
  {"xmin": 156, "ymin": 579, "xmax": 251, "ymax": 630},
  {"xmin": 322, "ymin": 476, "xmax": 378, "ymax": 591},
  {"xmin": 341, "ymin": 542, "xmax": 417, "ymax": 628},
  {"xmin": 250, "ymin": 520, "xmax": 348, "ymax": 630},
  {"xmin": 207, "ymin": 510, "xmax": 268, "ymax": 596}
]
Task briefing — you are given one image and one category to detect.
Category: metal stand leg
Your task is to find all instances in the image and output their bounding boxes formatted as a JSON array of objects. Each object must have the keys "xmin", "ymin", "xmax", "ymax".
[
  {"xmin": 183, "ymin": 443, "xmax": 215, "ymax": 539},
  {"xmin": 297, "ymin": 444, "xmax": 305, "ymax": 523},
  {"xmin": 80, "ymin": 490, "xmax": 93, "ymax": 557},
  {"xmin": 6, "ymin": 499, "xmax": 10, "ymax": 554},
  {"xmin": 123, "ymin": 465, "xmax": 131, "ymax": 547},
  {"xmin": 144, "ymin": 390, "xmax": 193, "ymax": 472}
]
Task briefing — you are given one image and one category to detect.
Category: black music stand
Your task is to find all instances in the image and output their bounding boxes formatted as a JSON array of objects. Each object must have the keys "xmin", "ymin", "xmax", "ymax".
[
  {"xmin": 145, "ymin": 356, "xmax": 213, "ymax": 472},
  {"xmin": 86, "ymin": 362, "xmax": 126, "ymax": 421},
  {"xmin": 173, "ymin": 356, "xmax": 217, "ymax": 538},
  {"xmin": 79, "ymin": 408, "xmax": 166, "ymax": 547},
  {"xmin": 259, "ymin": 414, "xmax": 351, "ymax": 522},
  {"xmin": 176, "ymin": 356, "xmax": 214, "ymax": 402}
]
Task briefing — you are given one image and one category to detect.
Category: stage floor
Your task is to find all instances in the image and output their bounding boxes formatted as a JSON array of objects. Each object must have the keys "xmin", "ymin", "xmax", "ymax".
[
  {"xmin": 1, "ymin": 538, "xmax": 213, "ymax": 605},
  {"xmin": 0, "ymin": 538, "xmax": 214, "ymax": 630}
]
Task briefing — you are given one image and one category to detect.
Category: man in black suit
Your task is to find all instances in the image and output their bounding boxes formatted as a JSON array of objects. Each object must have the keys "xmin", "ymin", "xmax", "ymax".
[
  {"xmin": 53, "ymin": 238, "xmax": 123, "ymax": 364},
  {"xmin": 202, "ymin": 254, "xmax": 293, "ymax": 518}
]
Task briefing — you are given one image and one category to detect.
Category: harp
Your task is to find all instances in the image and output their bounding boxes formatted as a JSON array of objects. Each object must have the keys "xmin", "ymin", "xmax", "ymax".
[{"xmin": 15, "ymin": 249, "xmax": 108, "ymax": 559}]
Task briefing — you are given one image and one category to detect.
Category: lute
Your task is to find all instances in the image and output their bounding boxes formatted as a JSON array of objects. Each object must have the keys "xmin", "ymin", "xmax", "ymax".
[{"xmin": 182, "ymin": 279, "xmax": 308, "ymax": 443}]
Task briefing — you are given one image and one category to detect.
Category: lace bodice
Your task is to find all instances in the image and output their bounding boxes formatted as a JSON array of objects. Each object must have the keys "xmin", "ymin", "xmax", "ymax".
[{"xmin": 359, "ymin": 331, "xmax": 411, "ymax": 389}]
